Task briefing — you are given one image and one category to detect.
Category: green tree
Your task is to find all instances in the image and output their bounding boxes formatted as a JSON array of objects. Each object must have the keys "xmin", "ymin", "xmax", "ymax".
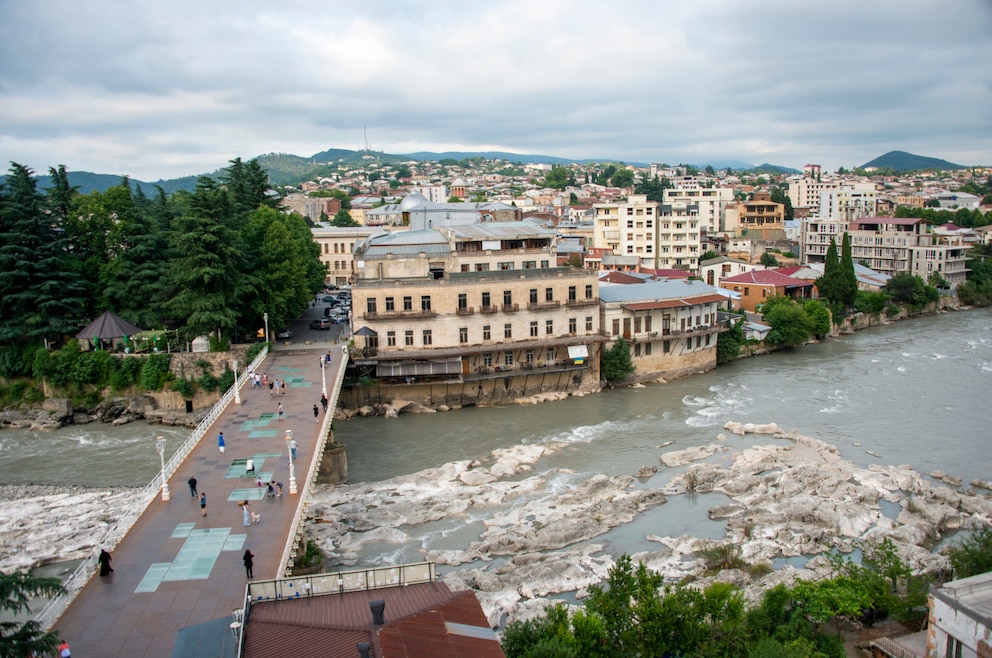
[
  {"xmin": 947, "ymin": 524, "xmax": 992, "ymax": 579},
  {"xmin": 222, "ymin": 157, "xmax": 277, "ymax": 216},
  {"xmin": 803, "ymin": 300, "xmax": 832, "ymax": 337},
  {"xmin": 717, "ymin": 317, "xmax": 744, "ymax": 364},
  {"xmin": 0, "ymin": 163, "xmax": 88, "ymax": 341},
  {"xmin": 611, "ymin": 168, "xmax": 634, "ymax": 188},
  {"xmin": 447, "ymin": 195, "xmax": 464, "ymax": 203},
  {"xmin": 705, "ymin": 165, "xmax": 716, "ymax": 176},
  {"xmin": 0, "ymin": 571, "xmax": 66, "ymax": 657},
  {"xmin": 331, "ymin": 209, "xmax": 359, "ymax": 227},
  {"xmin": 760, "ymin": 252, "xmax": 779, "ymax": 267},
  {"xmin": 815, "ymin": 238, "xmax": 841, "ymax": 305},
  {"xmin": 162, "ymin": 177, "xmax": 246, "ymax": 340},
  {"xmin": 701, "ymin": 250, "xmax": 719, "ymax": 262},
  {"xmin": 761, "ymin": 297, "xmax": 813, "ymax": 347},
  {"xmin": 885, "ymin": 273, "xmax": 938, "ymax": 310},
  {"xmin": 544, "ymin": 166, "xmax": 574, "ymax": 190},
  {"xmin": 600, "ymin": 337, "xmax": 635, "ymax": 383},
  {"xmin": 634, "ymin": 175, "xmax": 672, "ymax": 202},
  {"xmin": 838, "ymin": 233, "xmax": 858, "ymax": 306}
]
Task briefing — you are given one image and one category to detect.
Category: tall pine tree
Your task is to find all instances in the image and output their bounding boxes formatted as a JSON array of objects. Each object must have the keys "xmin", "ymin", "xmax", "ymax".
[
  {"xmin": 815, "ymin": 237, "xmax": 841, "ymax": 304},
  {"xmin": 839, "ymin": 232, "xmax": 858, "ymax": 306}
]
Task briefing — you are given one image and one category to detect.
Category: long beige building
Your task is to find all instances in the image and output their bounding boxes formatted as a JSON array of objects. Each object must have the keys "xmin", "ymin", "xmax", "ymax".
[{"xmin": 346, "ymin": 221, "xmax": 604, "ymax": 406}]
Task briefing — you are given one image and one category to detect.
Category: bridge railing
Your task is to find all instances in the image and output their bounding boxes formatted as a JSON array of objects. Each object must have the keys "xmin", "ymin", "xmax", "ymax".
[
  {"xmin": 277, "ymin": 344, "xmax": 349, "ymax": 577},
  {"xmin": 34, "ymin": 346, "xmax": 270, "ymax": 631}
]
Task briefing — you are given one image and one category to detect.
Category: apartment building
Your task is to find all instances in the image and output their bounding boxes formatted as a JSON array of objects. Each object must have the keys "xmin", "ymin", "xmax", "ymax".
[
  {"xmin": 788, "ymin": 176, "xmax": 838, "ymax": 215},
  {"xmin": 910, "ymin": 228, "xmax": 971, "ymax": 288},
  {"xmin": 598, "ymin": 279, "xmax": 727, "ymax": 382},
  {"xmin": 593, "ymin": 194, "xmax": 658, "ymax": 269},
  {"xmin": 818, "ymin": 183, "xmax": 877, "ymax": 220},
  {"xmin": 348, "ymin": 222, "xmax": 603, "ymax": 401},
  {"xmin": 725, "ymin": 192, "xmax": 786, "ymax": 240},
  {"xmin": 312, "ymin": 226, "xmax": 381, "ymax": 286},
  {"xmin": 663, "ymin": 185, "xmax": 733, "ymax": 235}
]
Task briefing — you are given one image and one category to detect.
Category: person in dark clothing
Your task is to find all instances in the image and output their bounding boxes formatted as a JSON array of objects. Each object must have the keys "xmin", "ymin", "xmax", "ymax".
[
  {"xmin": 187, "ymin": 476, "xmax": 197, "ymax": 498},
  {"xmin": 243, "ymin": 549, "xmax": 254, "ymax": 579},
  {"xmin": 320, "ymin": 393, "xmax": 328, "ymax": 412},
  {"xmin": 98, "ymin": 549, "xmax": 113, "ymax": 576}
]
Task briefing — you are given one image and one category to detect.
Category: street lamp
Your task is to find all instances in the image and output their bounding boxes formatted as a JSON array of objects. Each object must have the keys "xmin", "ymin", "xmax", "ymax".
[
  {"xmin": 285, "ymin": 429, "xmax": 298, "ymax": 495},
  {"xmin": 263, "ymin": 312, "xmax": 270, "ymax": 344},
  {"xmin": 320, "ymin": 357, "xmax": 327, "ymax": 397},
  {"xmin": 155, "ymin": 435, "xmax": 170, "ymax": 501},
  {"xmin": 233, "ymin": 359, "xmax": 241, "ymax": 405}
]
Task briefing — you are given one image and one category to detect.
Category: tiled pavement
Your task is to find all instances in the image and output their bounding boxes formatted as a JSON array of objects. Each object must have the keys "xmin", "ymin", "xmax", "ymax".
[{"xmin": 54, "ymin": 345, "xmax": 345, "ymax": 658}]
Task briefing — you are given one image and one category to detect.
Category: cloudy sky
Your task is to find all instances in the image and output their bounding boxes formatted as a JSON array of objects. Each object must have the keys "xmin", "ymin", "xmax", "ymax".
[{"xmin": 2, "ymin": 0, "xmax": 990, "ymax": 181}]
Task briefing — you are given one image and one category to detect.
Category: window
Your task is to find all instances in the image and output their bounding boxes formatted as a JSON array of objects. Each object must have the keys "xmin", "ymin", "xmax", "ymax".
[
  {"xmin": 525, "ymin": 349, "xmax": 534, "ymax": 364},
  {"xmin": 663, "ymin": 340, "xmax": 670, "ymax": 353},
  {"xmin": 545, "ymin": 287, "xmax": 554, "ymax": 302},
  {"xmin": 546, "ymin": 348, "xmax": 555, "ymax": 362},
  {"xmin": 387, "ymin": 331, "xmax": 396, "ymax": 347},
  {"xmin": 367, "ymin": 298, "xmax": 377, "ymax": 314},
  {"xmin": 546, "ymin": 320, "xmax": 553, "ymax": 335},
  {"xmin": 403, "ymin": 296, "xmax": 413, "ymax": 310},
  {"xmin": 540, "ymin": 260, "xmax": 549, "ymax": 268},
  {"xmin": 612, "ymin": 319, "xmax": 620, "ymax": 336},
  {"xmin": 482, "ymin": 292, "xmax": 491, "ymax": 308},
  {"xmin": 498, "ymin": 261, "xmax": 513, "ymax": 270},
  {"xmin": 503, "ymin": 290, "xmax": 512, "ymax": 306},
  {"xmin": 586, "ymin": 316, "xmax": 593, "ymax": 331},
  {"xmin": 530, "ymin": 288, "xmax": 538, "ymax": 304},
  {"xmin": 457, "ymin": 293, "xmax": 467, "ymax": 310},
  {"xmin": 423, "ymin": 329, "xmax": 432, "ymax": 346},
  {"xmin": 421, "ymin": 295, "xmax": 431, "ymax": 311},
  {"xmin": 585, "ymin": 284, "xmax": 593, "ymax": 299},
  {"xmin": 404, "ymin": 330, "xmax": 414, "ymax": 346},
  {"xmin": 504, "ymin": 351, "xmax": 513, "ymax": 366},
  {"xmin": 483, "ymin": 325, "xmax": 491, "ymax": 341},
  {"xmin": 568, "ymin": 285, "xmax": 577, "ymax": 301},
  {"xmin": 568, "ymin": 317, "xmax": 576, "ymax": 334},
  {"xmin": 475, "ymin": 263, "xmax": 489, "ymax": 272},
  {"xmin": 634, "ymin": 343, "xmax": 641, "ymax": 357},
  {"xmin": 645, "ymin": 316, "xmax": 652, "ymax": 332},
  {"xmin": 645, "ymin": 342, "xmax": 652, "ymax": 355},
  {"xmin": 459, "ymin": 327, "xmax": 468, "ymax": 344},
  {"xmin": 385, "ymin": 297, "xmax": 395, "ymax": 312},
  {"xmin": 504, "ymin": 323, "xmax": 512, "ymax": 338},
  {"xmin": 482, "ymin": 353, "xmax": 492, "ymax": 367},
  {"xmin": 523, "ymin": 261, "xmax": 536, "ymax": 269},
  {"xmin": 530, "ymin": 321, "xmax": 538, "ymax": 337}
]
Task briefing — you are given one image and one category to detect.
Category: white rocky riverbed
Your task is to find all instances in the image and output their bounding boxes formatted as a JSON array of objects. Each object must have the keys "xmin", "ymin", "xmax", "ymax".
[{"xmin": 4, "ymin": 423, "xmax": 991, "ymax": 629}]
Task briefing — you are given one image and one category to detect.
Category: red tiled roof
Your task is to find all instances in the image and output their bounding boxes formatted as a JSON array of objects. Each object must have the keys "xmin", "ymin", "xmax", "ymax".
[
  {"xmin": 600, "ymin": 271, "xmax": 645, "ymax": 284},
  {"xmin": 775, "ymin": 266, "xmax": 803, "ymax": 275},
  {"xmin": 242, "ymin": 582, "xmax": 504, "ymax": 658},
  {"xmin": 721, "ymin": 270, "xmax": 811, "ymax": 287}
]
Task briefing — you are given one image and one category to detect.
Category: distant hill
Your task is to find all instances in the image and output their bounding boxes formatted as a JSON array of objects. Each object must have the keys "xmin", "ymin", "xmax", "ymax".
[
  {"xmin": 747, "ymin": 163, "xmax": 801, "ymax": 175},
  {"xmin": 860, "ymin": 150, "xmax": 965, "ymax": 172},
  {"xmin": 0, "ymin": 170, "xmax": 201, "ymax": 195}
]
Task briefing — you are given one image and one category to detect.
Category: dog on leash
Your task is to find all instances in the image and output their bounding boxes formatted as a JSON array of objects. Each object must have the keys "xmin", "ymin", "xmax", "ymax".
[{"xmin": 251, "ymin": 512, "xmax": 261, "ymax": 523}]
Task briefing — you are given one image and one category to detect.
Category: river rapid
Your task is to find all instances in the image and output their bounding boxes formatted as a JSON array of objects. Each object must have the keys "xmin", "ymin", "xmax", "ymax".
[{"xmin": 1, "ymin": 308, "xmax": 990, "ymax": 569}]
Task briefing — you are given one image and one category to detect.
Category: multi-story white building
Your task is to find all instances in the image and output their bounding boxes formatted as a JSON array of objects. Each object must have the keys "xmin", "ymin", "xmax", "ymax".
[
  {"xmin": 910, "ymin": 228, "xmax": 971, "ymax": 288},
  {"xmin": 598, "ymin": 279, "xmax": 727, "ymax": 382},
  {"xmin": 312, "ymin": 226, "xmax": 381, "ymax": 286},
  {"xmin": 593, "ymin": 195, "xmax": 702, "ymax": 272},
  {"xmin": 788, "ymin": 176, "xmax": 838, "ymax": 215},
  {"xmin": 817, "ymin": 183, "xmax": 877, "ymax": 220},
  {"xmin": 663, "ymin": 186, "xmax": 733, "ymax": 235}
]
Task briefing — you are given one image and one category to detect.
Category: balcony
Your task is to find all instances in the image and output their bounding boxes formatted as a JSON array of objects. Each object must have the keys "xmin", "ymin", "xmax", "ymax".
[
  {"xmin": 565, "ymin": 298, "xmax": 598, "ymax": 308},
  {"xmin": 501, "ymin": 303, "xmax": 520, "ymax": 313},
  {"xmin": 363, "ymin": 309, "xmax": 437, "ymax": 320},
  {"xmin": 526, "ymin": 301, "xmax": 561, "ymax": 311},
  {"xmin": 480, "ymin": 305, "xmax": 499, "ymax": 314},
  {"xmin": 456, "ymin": 306, "xmax": 475, "ymax": 316}
]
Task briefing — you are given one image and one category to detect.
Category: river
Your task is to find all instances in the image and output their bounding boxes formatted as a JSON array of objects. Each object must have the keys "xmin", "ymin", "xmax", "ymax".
[{"xmin": 1, "ymin": 308, "xmax": 990, "ymax": 566}]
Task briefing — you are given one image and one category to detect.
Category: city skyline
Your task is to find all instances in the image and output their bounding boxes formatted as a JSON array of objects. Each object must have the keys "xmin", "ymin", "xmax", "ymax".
[{"xmin": 1, "ymin": 0, "xmax": 990, "ymax": 181}]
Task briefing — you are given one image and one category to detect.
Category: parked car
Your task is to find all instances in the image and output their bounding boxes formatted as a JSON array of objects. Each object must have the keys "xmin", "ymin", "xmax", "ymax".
[
  {"xmin": 275, "ymin": 328, "xmax": 292, "ymax": 339},
  {"xmin": 309, "ymin": 318, "xmax": 332, "ymax": 330},
  {"xmin": 320, "ymin": 295, "xmax": 335, "ymax": 303},
  {"xmin": 331, "ymin": 315, "xmax": 349, "ymax": 324}
]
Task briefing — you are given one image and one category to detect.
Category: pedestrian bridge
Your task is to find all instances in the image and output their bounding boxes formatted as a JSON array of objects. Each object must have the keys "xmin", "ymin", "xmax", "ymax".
[{"xmin": 44, "ymin": 344, "xmax": 348, "ymax": 657}]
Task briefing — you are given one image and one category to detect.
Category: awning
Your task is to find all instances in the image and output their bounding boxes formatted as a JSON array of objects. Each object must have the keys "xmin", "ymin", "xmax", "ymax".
[
  {"xmin": 377, "ymin": 357, "xmax": 463, "ymax": 377},
  {"xmin": 567, "ymin": 345, "xmax": 589, "ymax": 359},
  {"xmin": 354, "ymin": 326, "xmax": 378, "ymax": 337}
]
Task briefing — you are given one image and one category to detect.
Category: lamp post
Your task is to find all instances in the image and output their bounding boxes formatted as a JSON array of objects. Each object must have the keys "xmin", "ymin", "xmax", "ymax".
[
  {"xmin": 320, "ymin": 357, "xmax": 327, "ymax": 397},
  {"xmin": 155, "ymin": 435, "xmax": 170, "ymax": 501},
  {"xmin": 285, "ymin": 430, "xmax": 298, "ymax": 495},
  {"xmin": 263, "ymin": 312, "xmax": 270, "ymax": 344},
  {"xmin": 232, "ymin": 359, "xmax": 241, "ymax": 405}
]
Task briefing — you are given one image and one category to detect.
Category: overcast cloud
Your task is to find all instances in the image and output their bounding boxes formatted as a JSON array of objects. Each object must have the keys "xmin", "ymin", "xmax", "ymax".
[{"xmin": 1, "ymin": 0, "xmax": 990, "ymax": 181}]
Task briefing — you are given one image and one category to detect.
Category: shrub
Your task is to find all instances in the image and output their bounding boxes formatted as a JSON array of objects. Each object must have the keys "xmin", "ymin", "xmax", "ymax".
[
  {"xmin": 217, "ymin": 368, "xmax": 235, "ymax": 393},
  {"xmin": 140, "ymin": 354, "xmax": 173, "ymax": 391},
  {"xmin": 198, "ymin": 372, "xmax": 219, "ymax": 393},
  {"xmin": 172, "ymin": 377, "xmax": 196, "ymax": 399},
  {"xmin": 109, "ymin": 356, "xmax": 144, "ymax": 390}
]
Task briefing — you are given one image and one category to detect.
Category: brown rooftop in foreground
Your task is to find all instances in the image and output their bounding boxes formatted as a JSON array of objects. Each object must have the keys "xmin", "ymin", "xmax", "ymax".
[{"xmin": 243, "ymin": 580, "xmax": 505, "ymax": 658}]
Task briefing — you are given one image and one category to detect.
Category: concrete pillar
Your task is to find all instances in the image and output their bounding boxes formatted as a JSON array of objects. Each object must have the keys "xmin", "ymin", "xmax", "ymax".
[{"xmin": 317, "ymin": 443, "xmax": 348, "ymax": 485}]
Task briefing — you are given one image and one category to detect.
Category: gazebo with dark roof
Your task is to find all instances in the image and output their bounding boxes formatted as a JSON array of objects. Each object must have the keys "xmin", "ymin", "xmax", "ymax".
[{"xmin": 75, "ymin": 311, "xmax": 144, "ymax": 351}]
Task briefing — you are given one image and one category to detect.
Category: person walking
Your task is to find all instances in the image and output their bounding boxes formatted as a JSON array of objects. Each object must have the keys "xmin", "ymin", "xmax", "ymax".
[
  {"xmin": 200, "ymin": 493, "xmax": 207, "ymax": 517},
  {"xmin": 280, "ymin": 380, "xmax": 286, "ymax": 396},
  {"xmin": 277, "ymin": 402, "xmax": 284, "ymax": 421},
  {"xmin": 243, "ymin": 549, "xmax": 254, "ymax": 579},
  {"xmin": 320, "ymin": 393, "xmax": 328, "ymax": 412},
  {"xmin": 58, "ymin": 640, "xmax": 71, "ymax": 657},
  {"xmin": 187, "ymin": 476, "xmax": 197, "ymax": 498},
  {"xmin": 313, "ymin": 404, "xmax": 319, "ymax": 423},
  {"xmin": 289, "ymin": 437, "xmax": 298, "ymax": 460},
  {"xmin": 242, "ymin": 501, "xmax": 251, "ymax": 527},
  {"xmin": 218, "ymin": 432, "xmax": 226, "ymax": 454},
  {"xmin": 98, "ymin": 549, "xmax": 114, "ymax": 576}
]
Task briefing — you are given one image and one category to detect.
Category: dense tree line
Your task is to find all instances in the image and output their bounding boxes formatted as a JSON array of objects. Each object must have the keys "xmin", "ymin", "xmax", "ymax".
[
  {"xmin": 892, "ymin": 204, "xmax": 990, "ymax": 228},
  {"xmin": 0, "ymin": 158, "xmax": 325, "ymax": 371}
]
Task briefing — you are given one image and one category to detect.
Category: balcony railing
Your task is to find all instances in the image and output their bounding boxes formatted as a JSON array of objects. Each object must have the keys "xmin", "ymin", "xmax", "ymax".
[
  {"xmin": 480, "ymin": 305, "xmax": 499, "ymax": 314},
  {"xmin": 501, "ymin": 303, "xmax": 520, "ymax": 313},
  {"xmin": 526, "ymin": 300, "xmax": 561, "ymax": 311},
  {"xmin": 363, "ymin": 309, "xmax": 437, "ymax": 320},
  {"xmin": 456, "ymin": 306, "xmax": 475, "ymax": 316},
  {"xmin": 565, "ymin": 298, "xmax": 598, "ymax": 307}
]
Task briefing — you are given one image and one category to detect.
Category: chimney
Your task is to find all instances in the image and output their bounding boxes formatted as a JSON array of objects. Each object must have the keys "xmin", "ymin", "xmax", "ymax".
[
  {"xmin": 370, "ymin": 599, "xmax": 386, "ymax": 626},
  {"xmin": 357, "ymin": 641, "xmax": 372, "ymax": 658}
]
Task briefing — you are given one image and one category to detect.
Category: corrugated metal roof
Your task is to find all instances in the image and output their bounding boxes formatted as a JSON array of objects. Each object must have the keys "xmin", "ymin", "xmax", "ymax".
[
  {"xmin": 599, "ymin": 279, "xmax": 724, "ymax": 304},
  {"xmin": 445, "ymin": 222, "xmax": 558, "ymax": 240}
]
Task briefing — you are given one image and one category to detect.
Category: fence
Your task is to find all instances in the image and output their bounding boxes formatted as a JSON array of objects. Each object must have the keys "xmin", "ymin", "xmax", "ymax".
[{"xmin": 33, "ymin": 346, "xmax": 270, "ymax": 631}]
